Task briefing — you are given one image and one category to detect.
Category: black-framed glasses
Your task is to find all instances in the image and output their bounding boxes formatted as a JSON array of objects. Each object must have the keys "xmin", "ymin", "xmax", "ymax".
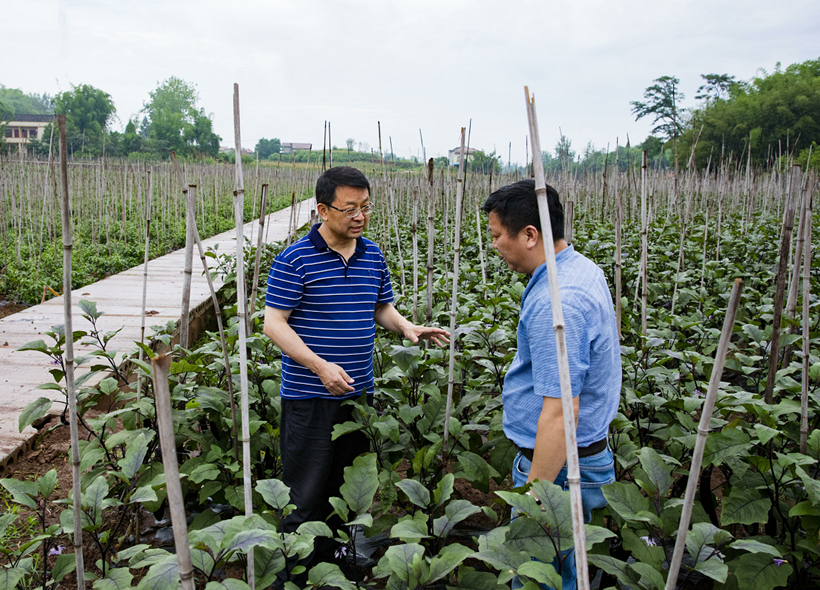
[{"xmin": 327, "ymin": 203, "xmax": 374, "ymax": 218}]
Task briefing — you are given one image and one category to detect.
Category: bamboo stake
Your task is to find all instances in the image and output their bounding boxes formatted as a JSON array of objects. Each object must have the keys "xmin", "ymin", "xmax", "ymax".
[
  {"xmin": 800, "ymin": 182, "xmax": 813, "ymax": 453},
  {"xmin": 442, "ymin": 128, "xmax": 466, "ymax": 452},
  {"xmin": 763, "ymin": 165, "xmax": 800, "ymax": 405},
  {"xmin": 378, "ymin": 122, "xmax": 406, "ymax": 297},
  {"xmin": 151, "ymin": 353, "xmax": 196, "ymax": 590},
  {"xmin": 412, "ymin": 189, "xmax": 419, "ymax": 323},
  {"xmin": 640, "ymin": 150, "xmax": 648, "ymax": 338},
  {"xmin": 614, "ymin": 140, "xmax": 622, "ymax": 339},
  {"xmin": 173, "ymin": 154, "xmax": 194, "ymax": 351},
  {"xmin": 425, "ymin": 159, "xmax": 436, "ymax": 324},
  {"xmin": 564, "ymin": 200, "xmax": 574, "ymax": 244},
  {"xmin": 233, "ymin": 83, "xmax": 255, "ymax": 588},
  {"xmin": 249, "ymin": 183, "xmax": 269, "ymax": 333},
  {"xmin": 58, "ymin": 115, "xmax": 86, "ymax": 589},
  {"xmin": 475, "ymin": 200, "xmax": 487, "ymax": 288},
  {"xmin": 524, "ymin": 86, "xmax": 590, "ymax": 590},
  {"xmin": 665, "ymin": 278, "xmax": 744, "ymax": 590},
  {"xmin": 136, "ymin": 168, "xmax": 153, "ymax": 426}
]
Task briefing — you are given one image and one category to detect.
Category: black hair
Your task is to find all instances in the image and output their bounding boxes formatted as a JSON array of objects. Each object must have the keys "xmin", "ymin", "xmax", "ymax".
[
  {"xmin": 482, "ymin": 179, "xmax": 564, "ymax": 241},
  {"xmin": 315, "ymin": 166, "xmax": 371, "ymax": 206}
]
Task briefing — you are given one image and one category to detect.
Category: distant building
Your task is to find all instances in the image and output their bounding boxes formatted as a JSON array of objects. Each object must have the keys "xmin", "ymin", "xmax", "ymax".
[
  {"xmin": 217, "ymin": 146, "xmax": 255, "ymax": 156},
  {"xmin": 2, "ymin": 114, "xmax": 54, "ymax": 148},
  {"xmin": 281, "ymin": 142, "xmax": 312, "ymax": 154},
  {"xmin": 448, "ymin": 146, "xmax": 477, "ymax": 166}
]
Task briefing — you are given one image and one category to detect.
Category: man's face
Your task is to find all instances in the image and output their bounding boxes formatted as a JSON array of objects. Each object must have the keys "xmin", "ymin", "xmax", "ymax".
[
  {"xmin": 320, "ymin": 185, "xmax": 370, "ymax": 241},
  {"xmin": 488, "ymin": 211, "xmax": 531, "ymax": 274}
]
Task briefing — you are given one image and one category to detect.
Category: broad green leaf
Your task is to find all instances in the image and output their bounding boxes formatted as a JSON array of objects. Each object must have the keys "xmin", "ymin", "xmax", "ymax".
[
  {"xmin": 391, "ymin": 513, "xmax": 430, "ymax": 540},
  {"xmin": 225, "ymin": 529, "xmax": 282, "ymax": 554},
  {"xmin": 587, "ymin": 554, "xmax": 636, "ymax": 588},
  {"xmin": 296, "ymin": 521, "xmax": 333, "ymax": 538},
  {"xmin": 131, "ymin": 486, "xmax": 158, "ymax": 504},
  {"xmin": 340, "ymin": 453, "xmax": 378, "ymax": 514},
  {"xmin": 0, "ymin": 478, "xmax": 38, "ymax": 509},
  {"xmin": 433, "ymin": 473, "xmax": 455, "ymax": 508},
  {"xmin": 584, "ymin": 524, "xmax": 616, "ymax": 547},
  {"xmin": 602, "ymin": 482, "xmax": 653, "ymax": 524},
  {"xmin": 331, "ymin": 421, "xmax": 365, "ymax": 441},
  {"xmin": 306, "ymin": 562, "xmax": 356, "ymax": 590},
  {"xmin": 455, "ymin": 451, "xmax": 491, "ymax": 485},
  {"xmin": 473, "ymin": 544, "xmax": 530, "ymax": 584},
  {"xmin": 38, "ymin": 469, "xmax": 58, "ymax": 499},
  {"xmin": 630, "ymin": 561, "xmax": 665, "ymax": 590},
  {"xmin": 721, "ymin": 488, "xmax": 771, "ymax": 526},
  {"xmin": 637, "ymin": 447, "xmax": 673, "ymax": 497},
  {"xmin": 622, "ymin": 527, "xmax": 664, "ymax": 571},
  {"xmin": 396, "ymin": 478, "xmax": 431, "ymax": 509},
  {"xmin": 729, "ymin": 539, "xmax": 782, "ymax": 557},
  {"xmin": 93, "ymin": 567, "xmax": 134, "ymax": 590},
  {"xmin": 18, "ymin": 397, "xmax": 53, "ymax": 432},
  {"xmin": 753, "ymin": 424, "xmax": 780, "ymax": 445},
  {"xmin": 52, "ymin": 553, "xmax": 76, "ymax": 584},
  {"xmin": 530, "ymin": 480, "xmax": 573, "ymax": 545},
  {"xmin": 685, "ymin": 522, "xmax": 733, "ymax": 563},
  {"xmin": 98, "ymin": 377, "xmax": 119, "ymax": 395},
  {"xmin": 494, "ymin": 491, "xmax": 545, "ymax": 524},
  {"xmin": 432, "ymin": 499, "xmax": 480, "ymax": 539},
  {"xmin": 118, "ymin": 432, "xmax": 149, "ymax": 480},
  {"xmin": 451, "ymin": 566, "xmax": 507, "ymax": 590},
  {"xmin": 189, "ymin": 464, "xmax": 220, "ymax": 484},
  {"xmin": 796, "ymin": 466, "xmax": 820, "ymax": 506},
  {"xmin": 0, "ymin": 514, "xmax": 18, "ymax": 538},
  {"xmin": 79, "ymin": 299, "xmax": 102, "ymax": 319},
  {"xmin": 732, "ymin": 552, "xmax": 792, "ymax": 589},
  {"xmin": 517, "ymin": 560, "xmax": 562, "ymax": 589},
  {"xmin": 427, "ymin": 543, "xmax": 472, "ymax": 583},
  {"xmin": 17, "ymin": 339, "xmax": 50, "ymax": 354},
  {"xmin": 254, "ymin": 545, "xmax": 286, "ymax": 589},
  {"xmin": 0, "ymin": 568, "xmax": 26, "ymax": 590},
  {"xmin": 704, "ymin": 428, "xmax": 751, "ymax": 467},
  {"xmin": 136, "ymin": 555, "xmax": 179, "ymax": 590},
  {"xmin": 256, "ymin": 479, "xmax": 291, "ymax": 510},
  {"xmin": 205, "ymin": 580, "xmax": 252, "ymax": 590},
  {"xmin": 384, "ymin": 543, "xmax": 425, "ymax": 583},
  {"xmin": 506, "ymin": 516, "xmax": 556, "ymax": 564},
  {"xmin": 191, "ymin": 549, "xmax": 215, "ymax": 577},
  {"xmin": 83, "ymin": 475, "xmax": 110, "ymax": 515}
]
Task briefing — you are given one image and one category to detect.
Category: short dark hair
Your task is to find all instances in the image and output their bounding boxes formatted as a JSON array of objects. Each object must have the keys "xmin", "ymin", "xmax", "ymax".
[
  {"xmin": 482, "ymin": 179, "xmax": 564, "ymax": 241},
  {"xmin": 315, "ymin": 166, "xmax": 371, "ymax": 206}
]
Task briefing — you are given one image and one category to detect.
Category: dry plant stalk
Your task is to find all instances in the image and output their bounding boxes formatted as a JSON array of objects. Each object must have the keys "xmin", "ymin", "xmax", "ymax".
[
  {"xmin": 442, "ymin": 127, "xmax": 466, "ymax": 452},
  {"xmin": 800, "ymin": 180, "xmax": 813, "ymax": 453},
  {"xmin": 58, "ymin": 113, "xmax": 86, "ymax": 589},
  {"xmin": 665, "ymin": 279, "xmax": 744, "ymax": 589},
  {"xmin": 151, "ymin": 353, "xmax": 196, "ymax": 590},
  {"xmin": 412, "ymin": 189, "xmax": 419, "ymax": 323},
  {"xmin": 425, "ymin": 159, "xmax": 436, "ymax": 324},
  {"xmin": 524, "ymin": 86, "xmax": 590, "ymax": 590},
  {"xmin": 640, "ymin": 150, "xmax": 648, "ymax": 338},
  {"xmin": 233, "ymin": 83, "xmax": 255, "ymax": 588},
  {"xmin": 249, "ymin": 183, "xmax": 269, "ymax": 331}
]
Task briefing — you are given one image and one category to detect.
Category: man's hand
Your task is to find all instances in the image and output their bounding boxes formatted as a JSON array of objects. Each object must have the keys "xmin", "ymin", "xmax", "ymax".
[
  {"xmin": 402, "ymin": 324, "xmax": 450, "ymax": 347},
  {"xmin": 315, "ymin": 360, "xmax": 355, "ymax": 396}
]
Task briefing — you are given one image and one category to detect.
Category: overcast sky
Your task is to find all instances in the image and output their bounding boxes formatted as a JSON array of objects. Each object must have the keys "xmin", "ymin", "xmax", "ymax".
[{"xmin": 4, "ymin": 0, "xmax": 819, "ymax": 165}]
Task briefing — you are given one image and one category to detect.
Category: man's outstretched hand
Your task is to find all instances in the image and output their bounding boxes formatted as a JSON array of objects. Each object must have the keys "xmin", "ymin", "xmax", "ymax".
[{"xmin": 403, "ymin": 324, "xmax": 450, "ymax": 347}]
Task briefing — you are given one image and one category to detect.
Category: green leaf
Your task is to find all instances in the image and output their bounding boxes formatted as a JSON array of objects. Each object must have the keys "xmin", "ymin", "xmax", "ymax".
[
  {"xmin": 189, "ymin": 464, "xmax": 220, "ymax": 484},
  {"xmin": 433, "ymin": 473, "xmax": 455, "ymax": 508},
  {"xmin": 602, "ymin": 482, "xmax": 653, "ymax": 524},
  {"xmin": 796, "ymin": 466, "xmax": 820, "ymax": 506},
  {"xmin": 0, "ymin": 478, "xmax": 38, "ymax": 509},
  {"xmin": 98, "ymin": 377, "xmax": 119, "ymax": 395},
  {"xmin": 38, "ymin": 469, "xmax": 58, "ymax": 499},
  {"xmin": 118, "ymin": 432, "xmax": 149, "ymax": 480},
  {"xmin": 505, "ymin": 516, "xmax": 556, "ymax": 564},
  {"xmin": 0, "ymin": 514, "xmax": 18, "ymax": 538},
  {"xmin": 455, "ymin": 451, "xmax": 491, "ymax": 484},
  {"xmin": 390, "ymin": 513, "xmax": 430, "ymax": 540},
  {"xmin": 396, "ymin": 478, "xmax": 431, "ymax": 509},
  {"xmin": 428, "ymin": 543, "xmax": 472, "ymax": 583},
  {"xmin": 306, "ymin": 562, "xmax": 356, "ymax": 590},
  {"xmin": 432, "ymin": 499, "xmax": 480, "ymax": 538},
  {"xmin": 494, "ymin": 491, "xmax": 545, "ymax": 524},
  {"xmin": 205, "ymin": 580, "xmax": 252, "ymax": 590},
  {"xmin": 330, "ymin": 421, "xmax": 365, "ymax": 441},
  {"xmin": 685, "ymin": 522, "xmax": 733, "ymax": 564},
  {"xmin": 451, "ymin": 566, "xmax": 507, "ymax": 590},
  {"xmin": 255, "ymin": 478, "xmax": 291, "ymax": 510},
  {"xmin": 79, "ymin": 299, "xmax": 102, "ymax": 319},
  {"xmin": 254, "ymin": 545, "xmax": 286, "ymax": 589},
  {"xmin": 384, "ymin": 543, "xmax": 426, "ymax": 583},
  {"xmin": 584, "ymin": 524, "xmax": 616, "ymax": 548},
  {"xmin": 587, "ymin": 554, "xmax": 636, "ymax": 588},
  {"xmin": 136, "ymin": 555, "xmax": 179, "ymax": 590},
  {"xmin": 225, "ymin": 529, "xmax": 282, "ymax": 554},
  {"xmin": 731, "ymin": 552, "xmax": 792, "ymax": 589},
  {"xmin": 340, "ymin": 453, "xmax": 378, "ymax": 515},
  {"xmin": 704, "ymin": 428, "xmax": 751, "ymax": 467},
  {"xmin": 17, "ymin": 339, "xmax": 49, "ymax": 354},
  {"xmin": 131, "ymin": 486, "xmax": 158, "ymax": 504},
  {"xmin": 637, "ymin": 447, "xmax": 673, "ymax": 497},
  {"xmin": 517, "ymin": 560, "xmax": 562, "ymax": 589},
  {"xmin": 296, "ymin": 521, "xmax": 333, "ymax": 538},
  {"xmin": 83, "ymin": 475, "xmax": 110, "ymax": 515},
  {"xmin": 473, "ymin": 545, "xmax": 530, "ymax": 584},
  {"xmin": 721, "ymin": 488, "xmax": 771, "ymax": 526},
  {"xmin": 530, "ymin": 480, "xmax": 573, "ymax": 544},
  {"xmin": 0, "ymin": 568, "xmax": 26, "ymax": 590},
  {"xmin": 753, "ymin": 424, "xmax": 780, "ymax": 445},
  {"xmin": 622, "ymin": 527, "xmax": 664, "ymax": 571},
  {"xmin": 93, "ymin": 567, "xmax": 134, "ymax": 590},
  {"xmin": 18, "ymin": 397, "xmax": 53, "ymax": 432},
  {"xmin": 729, "ymin": 539, "xmax": 782, "ymax": 557},
  {"xmin": 52, "ymin": 553, "xmax": 76, "ymax": 585},
  {"xmin": 630, "ymin": 561, "xmax": 665, "ymax": 589}
]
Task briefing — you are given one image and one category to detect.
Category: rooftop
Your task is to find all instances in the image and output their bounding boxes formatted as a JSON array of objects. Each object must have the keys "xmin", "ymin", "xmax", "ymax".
[{"xmin": 2, "ymin": 114, "xmax": 54, "ymax": 123}]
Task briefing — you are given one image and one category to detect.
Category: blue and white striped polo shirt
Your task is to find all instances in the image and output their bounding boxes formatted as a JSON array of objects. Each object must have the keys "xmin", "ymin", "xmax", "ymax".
[
  {"xmin": 502, "ymin": 245, "xmax": 621, "ymax": 448},
  {"xmin": 265, "ymin": 224, "xmax": 394, "ymax": 400}
]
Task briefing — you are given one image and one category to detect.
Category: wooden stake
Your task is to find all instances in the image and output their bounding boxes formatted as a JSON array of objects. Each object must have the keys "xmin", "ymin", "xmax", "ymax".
[
  {"xmin": 425, "ymin": 159, "xmax": 436, "ymax": 324},
  {"xmin": 151, "ymin": 353, "xmax": 196, "ymax": 590},
  {"xmin": 665, "ymin": 279, "xmax": 744, "ymax": 590},
  {"xmin": 800, "ymin": 180, "xmax": 813, "ymax": 453},
  {"xmin": 524, "ymin": 87, "xmax": 590, "ymax": 590},
  {"xmin": 640, "ymin": 150, "xmax": 648, "ymax": 338},
  {"xmin": 249, "ymin": 183, "xmax": 269, "ymax": 333},
  {"xmin": 58, "ymin": 113, "xmax": 86, "ymax": 590}
]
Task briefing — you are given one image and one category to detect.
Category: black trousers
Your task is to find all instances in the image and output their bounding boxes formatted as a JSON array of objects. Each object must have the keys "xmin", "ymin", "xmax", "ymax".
[{"xmin": 278, "ymin": 396, "xmax": 370, "ymax": 584}]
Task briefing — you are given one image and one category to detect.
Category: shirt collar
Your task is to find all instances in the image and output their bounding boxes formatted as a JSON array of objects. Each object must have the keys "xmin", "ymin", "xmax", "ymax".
[
  {"xmin": 308, "ymin": 223, "xmax": 367, "ymax": 256},
  {"xmin": 523, "ymin": 244, "xmax": 575, "ymax": 301}
]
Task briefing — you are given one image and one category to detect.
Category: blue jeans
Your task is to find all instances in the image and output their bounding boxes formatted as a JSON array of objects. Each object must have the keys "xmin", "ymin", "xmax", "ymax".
[{"xmin": 511, "ymin": 447, "xmax": 615, "ymax": 590}]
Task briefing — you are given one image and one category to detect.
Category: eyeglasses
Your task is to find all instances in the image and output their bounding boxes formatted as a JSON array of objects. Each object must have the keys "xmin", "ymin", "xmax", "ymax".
[{"xmin": 326, "ymin": 203, "xmax": 374, "ymax": 218}]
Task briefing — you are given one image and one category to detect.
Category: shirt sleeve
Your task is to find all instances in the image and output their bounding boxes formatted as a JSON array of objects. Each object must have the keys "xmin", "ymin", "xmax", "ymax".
[
  {"xmin": 529, "ymin": 300, "xmax": 590, "ymax": 399},
  {"xmin": 376, "ymin": 252, "xmax": 394, "ymax": 304},
  {"xmin": 265, "ymin": 254, "xmax": 304, "ymax": 309}
]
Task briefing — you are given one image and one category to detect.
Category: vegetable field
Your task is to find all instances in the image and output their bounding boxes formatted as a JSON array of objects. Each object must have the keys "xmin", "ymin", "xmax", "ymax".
[{"xmin": 1, "ymin": 144, "xmax": 819, "ymax": 590}]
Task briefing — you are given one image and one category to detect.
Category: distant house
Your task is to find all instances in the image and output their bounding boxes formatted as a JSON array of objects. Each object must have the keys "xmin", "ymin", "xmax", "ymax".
[
  {"xmin": 217, "ymin": 146, "xmax": 255, "ymax": 156},
  {"xmin": 281, "ymin": 142, "xmax": 312, "ymax": 154},
  {"xmin": 2, "ymin": 114, "xmax": 54, "ymax": 148},
  {"xmin": 447, "ymin": 146, "xmax": 477, "ymax": 166}
]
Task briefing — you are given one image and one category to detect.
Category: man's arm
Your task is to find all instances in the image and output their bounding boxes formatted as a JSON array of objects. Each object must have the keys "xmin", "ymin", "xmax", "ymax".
[
  {"xmin": 263, "ymin": 306, "xmax": 355, "ymax": 395},
  {"xmin": 527, "ymin": 395, "xmax": 580, "ymax": 485},
  {"xmin": 373, "ymin": 302, "xmax": 449, "ymax": 346}
]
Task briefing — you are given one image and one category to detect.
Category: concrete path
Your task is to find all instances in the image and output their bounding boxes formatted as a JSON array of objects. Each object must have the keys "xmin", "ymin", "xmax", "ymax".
[{"xmin": 0, "ymin": 200, "xmax": 313, "ymax": 475}]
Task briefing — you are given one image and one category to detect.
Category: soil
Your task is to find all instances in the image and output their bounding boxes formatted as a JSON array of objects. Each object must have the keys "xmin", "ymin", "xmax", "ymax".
[{"xmin": 0, "ymin": 300, "xmax": 28, "ymax": 319}]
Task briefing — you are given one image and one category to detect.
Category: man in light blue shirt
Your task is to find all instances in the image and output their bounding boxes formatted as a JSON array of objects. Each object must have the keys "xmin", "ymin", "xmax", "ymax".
[{"xmin": 483, "ymin": 179, "xmax": 621, "ymax": 590}]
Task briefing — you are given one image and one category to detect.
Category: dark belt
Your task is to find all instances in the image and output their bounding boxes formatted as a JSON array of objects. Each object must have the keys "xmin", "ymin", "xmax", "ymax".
[{"xmin": 517, "ymin": 438, "xmax": 607, "ymax": 462}]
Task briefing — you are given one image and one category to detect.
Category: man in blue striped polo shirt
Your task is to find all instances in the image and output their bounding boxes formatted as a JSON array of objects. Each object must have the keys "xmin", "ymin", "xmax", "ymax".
[
  {"xmin": 264, "ymin": 166, "xmax": 448, "ymax": 580},
  {"xmin": 483, "ymin": 180, "xmax": 621, "ymax": 590}
]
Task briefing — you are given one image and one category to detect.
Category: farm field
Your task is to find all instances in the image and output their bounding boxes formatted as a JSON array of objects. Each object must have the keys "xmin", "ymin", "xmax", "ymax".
[{"xmin": 0, "ymin": 151, "xmax": 819, "ymax": 590}]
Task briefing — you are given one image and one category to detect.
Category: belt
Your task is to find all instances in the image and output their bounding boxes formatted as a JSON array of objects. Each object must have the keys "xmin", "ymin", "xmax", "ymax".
[{"xmin": 516, "ymin": 438, "xmax": 607, "ymax": 462}]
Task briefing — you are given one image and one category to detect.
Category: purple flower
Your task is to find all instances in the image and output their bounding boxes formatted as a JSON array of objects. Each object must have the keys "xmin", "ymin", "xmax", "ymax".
[
  {"xmin": 48, "ymin": 546, "xmax": 65, "ymax": 556},
  {"xmin": 773, "ymin": 558, "xmax": 787, "ymax": 567},
  {"xmin": 694, "ymin": 389, "xmax": 704, "ymax": 398},
  {"xmin": 640, "ymin": 536, "xmax": 657, "ymax": 547},
  {"xmin": 334, "ymin": 546, "xmax": 348, "ymax": 559}
]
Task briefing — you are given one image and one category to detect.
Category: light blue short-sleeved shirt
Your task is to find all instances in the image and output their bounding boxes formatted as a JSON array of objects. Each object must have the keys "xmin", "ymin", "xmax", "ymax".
[{"xmin": 502, "ymin": 245, "xmax": 621, "ymax": 448}]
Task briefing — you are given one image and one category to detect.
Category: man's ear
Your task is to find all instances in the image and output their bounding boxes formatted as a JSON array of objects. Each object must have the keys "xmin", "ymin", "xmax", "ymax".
[
  {"xmin": 524, "ymin": 225, "xmax": 540, "ymax": 249},
  {"xmin": 317, "ymin": 203, "xmax": 329, "ymax": 221}
]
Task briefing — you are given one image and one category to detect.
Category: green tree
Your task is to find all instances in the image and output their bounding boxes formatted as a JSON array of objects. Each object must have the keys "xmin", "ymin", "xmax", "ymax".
[
  {"xmin": 0, "ymin": 87, "xmax": 54, "ymax": 118},
  {"xmin": 142, "ymin": 77, "xmax": 221, "ymax": 158},
  {"xmin": 695, "ymin": 73, "xmax": 736, "ymax": 103},
  {"xmin": 255, "ymin": 137, "xmax": 281, "ymax": 159},
  {"xmin": 469, "ymin": 150, "xmax": 501, "ymax": 174},
  {"xmin": 346, "ymin": 138, "xmax": 355, "ymax": 151},
  {"xmin": 54, "ymin": 84, "xmax": 116, "ymax": 157},
  {"xmin": 631, "ymin": 75, "xmax": 685, "ymax": 170}
]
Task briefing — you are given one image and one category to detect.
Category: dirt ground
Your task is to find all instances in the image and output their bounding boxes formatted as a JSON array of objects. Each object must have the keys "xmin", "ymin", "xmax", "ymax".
[{"xmin": 0, "ymin": 300, "xmax": 28, "ymax": 320}]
